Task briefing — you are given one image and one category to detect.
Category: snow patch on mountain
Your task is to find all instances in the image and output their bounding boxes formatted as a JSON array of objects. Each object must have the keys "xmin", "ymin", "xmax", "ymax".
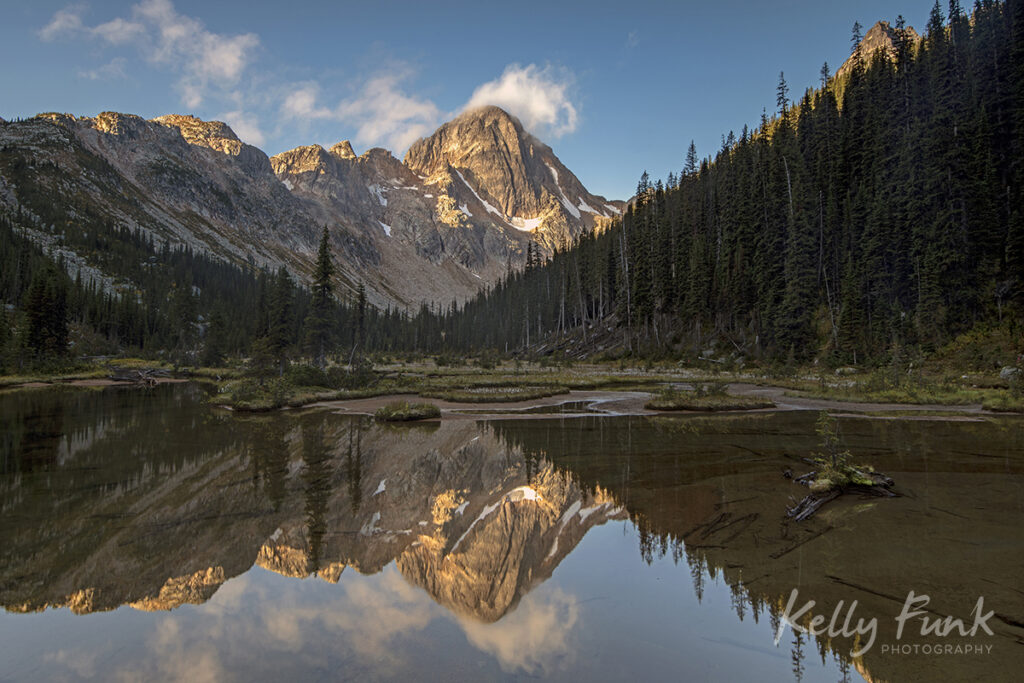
[
  {"xmin": 455, "ymin": 168, "xmax": 503, "ymax": 218},
  {"xmin": 546, "ymin": 163, "xmax": 581, "ymax": 219},
  {"xmin": 451, "ymin": 485, "xmax": 543, "ymax": 553},
  {"xmin": 368, "ymin": 184, "xmax": 387, "ymax": 206},
  {"xmin": 509, "ymin": 216, "xmax": 543, "ymax": 232}
]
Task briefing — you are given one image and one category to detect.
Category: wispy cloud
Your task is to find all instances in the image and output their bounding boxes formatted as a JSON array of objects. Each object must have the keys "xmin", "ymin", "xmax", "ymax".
[
  {"xmin": 219, "ymin": 109, "xmax": 266, "ymax": 146},
  {"xmin": 39, "ymin": 0, "xmax": 259, "ymax": 108},
  {"xmin": 464, "ymin": 64, "xmax": 578, "ymax": 139},
  {"xmin": 39, "ymin": 4, "xmax": 584, "ymax": 155},
  {"xmin": 280, "ymin": 69, "xmax": 442, "ymax": 152},
  {"xmin": 38, "ymin": 5, "xmax": 87, "ymax": 42},
  {"xmin": 458, "ymin": 588, "xmax": 579, "ymax": 675},
  {"xmin": 280, "ymin": 84, "xmax": 333, "ymax": 121},
  {"xmin": 337, "ymin": 72, "xmax": 442, "ymax": 152},
  {"xmin": 77, "ymin": 57, "xmax": 128, "ymax": 81}
]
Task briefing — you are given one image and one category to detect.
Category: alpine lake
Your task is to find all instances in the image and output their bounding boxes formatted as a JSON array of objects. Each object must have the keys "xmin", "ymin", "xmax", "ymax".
[{"xmin": 2, "ymin": 382, "xmax": 1022, "ymax": 682}]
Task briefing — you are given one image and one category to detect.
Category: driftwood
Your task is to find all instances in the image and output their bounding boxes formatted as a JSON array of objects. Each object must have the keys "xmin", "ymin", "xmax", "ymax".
[
  {"xmin": 106, "ymin": 365, "xmax": 170, "ymax": 387},
  {"xmin": 787, "ymin": 489, "xmax": 842, "ymax": 522},
  {"xmin": 785, "ymin": 465, "xmax": 897, "ymax": 521}
]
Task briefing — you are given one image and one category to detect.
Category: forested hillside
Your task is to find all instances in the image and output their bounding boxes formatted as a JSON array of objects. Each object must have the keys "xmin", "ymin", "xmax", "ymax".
[
  {"xmin": 437, "ymin": 1, "xmax": 1024, "ymax": 362},
  {"xmin": 0, "ymin": 212, "xmax": 418, "ymax": 371}
]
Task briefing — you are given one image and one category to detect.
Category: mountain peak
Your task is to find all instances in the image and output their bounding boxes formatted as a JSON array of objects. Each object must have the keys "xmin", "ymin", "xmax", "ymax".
[
  {"xmin": 454, "ymin": 104, "xmax": 525, "ymax": 129},
  {"xmin": 152, "ymin": 114, "xmax": 239, "ymax": 144},
  {"xmin": 403, "ymin": 105, "xmax": 620, "ymax": 247},
  {"xmin": 329, "ymin": 140, "xmax": 357, "ymax": 159},
  {"xmin": 270, "ymin": 144, "xmax": 332, "ymax": 175},
  {"xmin": 836, "ymin": 20, "xmax": 920, "ymax": 78}
]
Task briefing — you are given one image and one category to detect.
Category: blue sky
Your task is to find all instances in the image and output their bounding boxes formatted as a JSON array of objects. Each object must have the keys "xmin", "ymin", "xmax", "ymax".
[{"xmin": 1, "ymin": 0, "xmax": 938, "ymax": 200}]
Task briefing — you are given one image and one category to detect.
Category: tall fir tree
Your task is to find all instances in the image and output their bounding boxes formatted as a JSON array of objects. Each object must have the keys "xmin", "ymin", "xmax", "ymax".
[{"xmin": 305, "ymin": 226, "xmax": 335, "ymax": 368}]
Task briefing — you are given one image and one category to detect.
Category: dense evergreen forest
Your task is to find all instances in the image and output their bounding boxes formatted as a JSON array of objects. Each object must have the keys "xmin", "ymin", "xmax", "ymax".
[
  {"xmin": 1, "ymin": 0, "xmax": 1021, "ymax": 371},
  {"xmin": 0, "ymin": 212, "xmax": 431, "ymax": 372},
  {"xmin": 439, "ymin": 0, "xmax": 1024, "ymax": 363}
]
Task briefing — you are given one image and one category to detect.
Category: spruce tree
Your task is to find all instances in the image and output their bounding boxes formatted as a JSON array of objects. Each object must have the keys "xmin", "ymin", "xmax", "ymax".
[
  {"xmin": 23, "ymin": 264, "xmax": 68, "ymax": 361},
  {"xmin": 267, "ymin": 266, "xmax": 294, "ymax": 375},
  {"xmin": 777, "ymin": 72, "xmax": 790, "ymax": 116},
  {"xmin": 684, "ymin": 141, "xmax": 698, "ymax": 176},
  {"xmin": 305, "ymin": 226, "xmax": 335, "ymax": 368}
]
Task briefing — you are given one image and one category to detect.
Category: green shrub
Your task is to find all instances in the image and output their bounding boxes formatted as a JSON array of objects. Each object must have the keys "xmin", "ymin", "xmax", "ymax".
[
  {"xmin": 434, "ymin": 353, "xmax": 462, "ymax": 367},
  {"xmin": 375, "ymin": 401, "xmax": 441, "ymax": 421},
  {"xmin": 693, "ymin": 382, "xmax": 727, "ymax": 398},
  {"xmin": 286, "ymin": 364, "xmax": 330, "ymax": 388},
  {"xmin": 644, "ymin": 383, "xmax": 772, "ymax": 411},
  {"xmin": 327, "ymin": 357, "xmax": 375, "ymax": 389}
]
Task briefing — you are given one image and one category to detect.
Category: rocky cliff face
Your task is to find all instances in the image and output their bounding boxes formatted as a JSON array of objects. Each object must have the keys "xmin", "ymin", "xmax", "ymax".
[
  {"xmin": 404, "ymin": 106, "xmax": 622, "ymax": 250},
  {"xmin": 0, "ymin": 106, "xmax": 620, "ymax": 309}
]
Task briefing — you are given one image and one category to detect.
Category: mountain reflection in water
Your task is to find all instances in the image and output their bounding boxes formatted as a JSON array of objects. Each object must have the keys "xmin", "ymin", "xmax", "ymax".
[{"xmin": 1, "ymin": 384, "xmax": 1022, "ymax": 682}]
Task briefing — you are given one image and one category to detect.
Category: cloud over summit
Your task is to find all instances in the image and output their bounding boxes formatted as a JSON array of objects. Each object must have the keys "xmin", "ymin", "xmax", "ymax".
[{"xmin": 465, "ymin": 64, "xmax": 578, "ymax": 139}]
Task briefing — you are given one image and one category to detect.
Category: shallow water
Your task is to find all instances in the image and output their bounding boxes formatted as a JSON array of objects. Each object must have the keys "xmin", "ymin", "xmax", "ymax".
[{"xmin": 1, "ymin": 384, "xmax": 1022, "ymax": 681}]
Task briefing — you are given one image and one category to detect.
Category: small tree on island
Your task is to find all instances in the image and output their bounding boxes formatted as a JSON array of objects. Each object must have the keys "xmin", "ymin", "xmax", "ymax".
[{"xmin": 786, "ymin": 412, "xmax": 896, "ymax": 522}]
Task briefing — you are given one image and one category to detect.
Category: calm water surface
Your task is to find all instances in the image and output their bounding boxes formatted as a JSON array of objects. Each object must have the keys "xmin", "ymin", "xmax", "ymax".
[{"xmin": 1, "ymin": 384, "xmax": 1022, "ymax": 682}]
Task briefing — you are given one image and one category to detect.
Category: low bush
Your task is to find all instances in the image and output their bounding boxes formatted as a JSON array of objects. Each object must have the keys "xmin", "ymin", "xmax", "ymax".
[
  {"xmin": 286, "ymin": 364, "xmax": 331, "ymax": 388},
  {"xmin": 375, "ymin": 401, "xmax": 441, "ymax": 421}
]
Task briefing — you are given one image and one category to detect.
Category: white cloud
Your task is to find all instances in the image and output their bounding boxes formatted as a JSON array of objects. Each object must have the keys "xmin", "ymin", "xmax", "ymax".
[
  {"xmin": 464, "ymin": 64, "xmax": 579, "ymax": 139},
  {"xmin": 92, "ymin": 17, "xmax": 147, "ymax": 45},
  {"xmin": 281, "ymin": 84, "xmax": 333, "ymax": 121},
  {"xmin": 338, "ymin": 72, "xmax": 442, "ymax": 152},
  {"xmin": 280, "ymin": 70, "xmax": 442, "ymax": 153},
  {"xmin": 39, "ymin": 5, "xmax": 85, "ymax": 41},
  {"xmin": 459, "ymin": 588, "xmax": 579, "ymax": 675},
  {"xmin": 40, "ymin": 7, "xmax": 584, "ymax": 154},
  {"xmin": 78, "ymin": 57, "xmax": 128, "ymax": 81},
  {"xmin": 38, "ymin": 0, "xmax": 259, "ymax": 108},
  {"xmin": 219, "ymin": 109, "xmax": 266, "ymax": 146}
]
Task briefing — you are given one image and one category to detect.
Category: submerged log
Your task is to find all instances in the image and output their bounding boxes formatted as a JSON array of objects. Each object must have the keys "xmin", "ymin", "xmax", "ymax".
[
  {"xmin": 106, "ymin": 366, "xmax": 170, "ymax": 386},
  {"xmin": 787, "ymin": 490, "xmax": 842, "ymax": 522}
]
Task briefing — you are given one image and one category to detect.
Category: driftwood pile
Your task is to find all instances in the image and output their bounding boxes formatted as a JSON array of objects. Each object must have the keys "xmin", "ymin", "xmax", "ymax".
[
  {"xmin": 106, "ymin": 365, "xmax": 171, "ymax": 387},
  {"xmin": 785, "ymin": 459, "xmax": 896, "ymax": 522}
]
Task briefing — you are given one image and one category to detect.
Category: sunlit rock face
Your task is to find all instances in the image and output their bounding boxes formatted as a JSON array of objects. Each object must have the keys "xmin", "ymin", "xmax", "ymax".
[
  {"xmin": 835, "ymin": 20, "xmax": 921, "ymax": 79},
  {"xmin": 129, "ymin": 567, "xmax": 227, "ymax": 612},
  {"xmin": 397, "ymin": 469, "xmax": 623, "ymax": 622},
  {"xmin": 253, "ymin": 420, "xmax": 625, "ymax": 622},
  {"xmin": 1, "ymin": 106, "xmax": 621, "ymax": 310},
  {"xmin": 404, "ymin": 106, "xmax": 622, "ymax": 251}
]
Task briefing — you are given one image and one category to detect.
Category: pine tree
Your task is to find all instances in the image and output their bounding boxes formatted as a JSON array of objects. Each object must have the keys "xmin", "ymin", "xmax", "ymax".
[
  {"xmin": 777, "ymin": 72, "xmax": 790, "ymax": 116},
  {"xmin": 353, "ymin": 282, "xmax": 367, "ymax": 359},
  {"xmin": 267, "ymin": 266, "xmax": 294, "ymax": 375},
  {"xmin": 684, "ymin": 141, "xmax": 698, "ymax": 176},
  {"xmin": 305, "ymin": 226, "xmax": 335, "ymax": 368},
  {"xmin": 202, "ymin": 308, "xmax": 226, "ymax": 367},
  {"xmin": 23, "ymin": 264, "xmax": 68, "ymax": 361}
]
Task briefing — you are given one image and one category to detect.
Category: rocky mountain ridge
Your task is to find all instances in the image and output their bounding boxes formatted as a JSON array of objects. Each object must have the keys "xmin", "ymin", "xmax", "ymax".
[{"xmin": 0, "ymin": 106, "xmax": 622, "ymax": 309}]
